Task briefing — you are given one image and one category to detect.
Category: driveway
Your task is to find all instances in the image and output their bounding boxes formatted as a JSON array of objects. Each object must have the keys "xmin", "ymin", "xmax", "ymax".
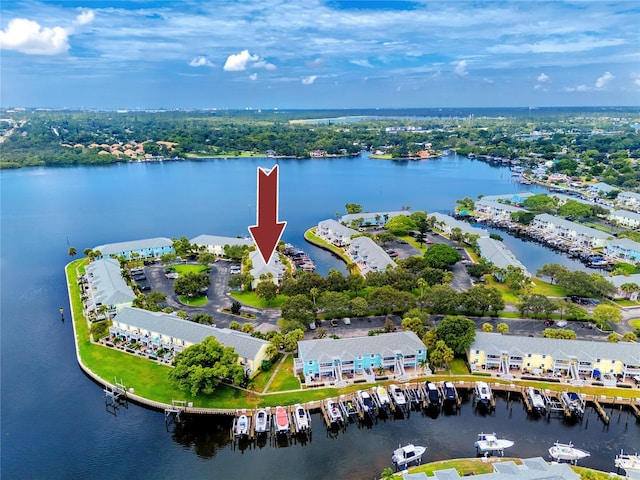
[{"xmin": 142, "ymin": 260, "xmax": 281, "ymax": 330}]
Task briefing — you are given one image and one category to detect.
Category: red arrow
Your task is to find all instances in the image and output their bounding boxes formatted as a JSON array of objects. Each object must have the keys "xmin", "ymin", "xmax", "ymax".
[{"xmin": 248, "ymin": 165, "xmax": 287, "ymax": 265}]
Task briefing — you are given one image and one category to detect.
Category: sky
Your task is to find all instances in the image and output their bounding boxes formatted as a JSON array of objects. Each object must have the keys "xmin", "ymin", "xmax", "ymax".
[{"xmin": 1, "ymin": 0, "xmax": 639, "ymax": 109}]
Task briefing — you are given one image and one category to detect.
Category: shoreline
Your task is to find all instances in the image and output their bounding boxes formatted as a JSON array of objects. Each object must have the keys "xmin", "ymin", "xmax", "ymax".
[{"xmin": 66, "ymin": 259, "xmax": 640, "ymax": 417}]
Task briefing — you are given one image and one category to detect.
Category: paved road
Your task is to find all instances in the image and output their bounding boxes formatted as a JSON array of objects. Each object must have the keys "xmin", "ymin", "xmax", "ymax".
[{"xmin": 137, "ymin": 255, "xmax": 637, "ymax": 342}]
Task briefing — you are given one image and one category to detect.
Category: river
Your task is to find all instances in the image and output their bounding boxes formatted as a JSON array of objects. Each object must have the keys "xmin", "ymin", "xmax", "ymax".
[{"xmin": 1, "ymin": 153, "xmax": 637, "ymax": 479}]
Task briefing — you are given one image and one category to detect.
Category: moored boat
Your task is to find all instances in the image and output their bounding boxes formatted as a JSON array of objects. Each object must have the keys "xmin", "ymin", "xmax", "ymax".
[
  {"xmin": 474, "ymin": 432, "xmax": 514, "ymax": 456},
  {"xmin": 326, "ymin": 398, "xmax": 343, "ymax": 424},
  {"xmin": 474, "ymin": 381, "xmax": 493, "ymax": 409},
  {"xmin": 234, "ymin": 414, "xmax": 250, "ymax": 437},
  {"xmin": 615, "ymin": 450, "xmax": 640, "ymax": 474},
  {"xmin": 255, "ymin": 409, "xmax": 268, "ymax": 434},
  {"xmin": 358, "ymin": 390, "xmax": 376, "ymax": 419},
  {"xmin": 293, "ymin": 404, "xmax": 310, "ymax": 433},
  {"xmin": 274, "ymin": 406, "xmax": 290, "ymax": 434},
  {"xmin": 392, "ymin": 443, "xmax": 426, "ymax": 468},
  {"xmin": 442, "ymin": 381, "xmax": 458, "ymax": 406},
  {"xmin": 389, "ymin": 384, "xmax": 407, "ymax": 408},
  {"xmin": 526, "ymin": 386, "xmax": 547, "ymax": 415},
  {"xmin": 549, "ymin": 441, "xmax": 590, "ymax": 463},
  {"xmin": 377, "ymin": 385, "xmax": 391, "ymax": 408},
  {"xmin": 425, "ymin": 381, "xmax": 442, "ymax": 408},
  {"xmin": 561, "ymin": 391, "xmax": 585, "ymax": 419}
]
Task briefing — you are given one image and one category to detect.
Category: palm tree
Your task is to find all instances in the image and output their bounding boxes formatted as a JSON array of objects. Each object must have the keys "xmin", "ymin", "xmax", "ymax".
[
  {"xmin": 620, "ymin": 282, "xmax": 639, "ymax": 299},
  {"xmin": 68, "ymin": 247, "xmax": 77, "ymax": 259},
  {"xmin": 418, "ymin": 358, "xmax": 429, "ymax": 373},
  {"xmin": 265, "ymin": 344, "xmax": 278, "ymax": 359}
]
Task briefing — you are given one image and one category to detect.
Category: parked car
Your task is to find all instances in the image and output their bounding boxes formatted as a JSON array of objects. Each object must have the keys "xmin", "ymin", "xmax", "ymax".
[
  {"xmin": 342, "ymin": 317, "xmax": 351, "ymax": 325},
  {"xmin": 330, "ymin": 319, "xmax": 338, "ymax": 327},
  {"xmin": 556, "ymin": 320, "xmax": 568, "ymax": 327}
]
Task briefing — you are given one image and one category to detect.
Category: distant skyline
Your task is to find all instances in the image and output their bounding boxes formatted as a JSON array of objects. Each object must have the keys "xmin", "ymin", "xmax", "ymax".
[{"xmin": 1, "ymin": 1, "xmax": 639, "ymax": 109}]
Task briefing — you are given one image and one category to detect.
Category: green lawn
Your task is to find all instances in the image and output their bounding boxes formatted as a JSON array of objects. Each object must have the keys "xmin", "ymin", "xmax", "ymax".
[
  {"xmin": 614, "ymin": 299, "xmax": 640, "ymax": 307},
  {"xmin": 179, "ymin": 295, "xmax": 208, "ymax": 306},
  {"xmin": 629, "ymin": 319, "xmax": 640, "ymax": 329},
  {"xmin": 389, "ymin": 458, "xmax": 522, "ymax": 479},
  {"xmin": 267, "ymin": 355, "xmax": 301, "ymax": 392},
  {"xmin": 449, "ymin": 358, "xmax": 469, "ymax": 375},
  {"xmin": 171, "ymin": 264, "xmax": 209, "ymax": 275},
  {"xmin": 304, "ymin": 228, "xmax": 352, "ymax": 264},
  {"xmin": 230, "ymin": 290, "xmax": 288, "ymax": 308},
  {"xmin": 529, "ymin": 278, "xmax": 567, "ymax": 297}
]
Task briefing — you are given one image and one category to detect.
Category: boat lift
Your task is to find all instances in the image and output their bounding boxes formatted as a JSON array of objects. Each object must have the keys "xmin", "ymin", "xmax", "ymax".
[{"xmin": 338, "ymin": 394, "xmax": 359, "ymax": 421}]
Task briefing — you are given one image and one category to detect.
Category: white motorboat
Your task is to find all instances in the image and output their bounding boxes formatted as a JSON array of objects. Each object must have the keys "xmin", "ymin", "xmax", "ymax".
[
  {"xmin": 548, "ymin": 441, "xmax": 590, "ymax": 463},
  {"xmin": 326, "ymin": 399, "xmax": 343, "ymax": 424},
  {"xmin": 234, "ymin": 414, "xmax": 250, "ymax": 437},
  {"xmin": 377, "ymin": 385, "xmax": 391, "ymax": 407},
  {"xmin": 389, "ymin": 384, "xmax": 407, "ymax": 407},
  {"xmin": 392, "ymin": 443, "xmax": 427, "ymax": 468},
  {"xmin": 615, "ymin": 451, "xmax": 640, "ymax": 474},
  {"xmin": 274, "ymin": 406, "xmax": 290, "ymax": 434},
  {"xmin": 474, "ymin": 432, "xmax": 514, "ymax": 456},
  {"xmin": 526, "ymin": 386, "xmax": 546, "ymax": 415},
  {"xmin": 293, "ymin": 404, "xmax": 310, "ymax": 433},
  {"xmin": 254, "ymin": 409, "xmax": 268, "ymax": 434},
  {"xmin": 474, "ymin": 381, "xmax": 493, "ymax": 408}
]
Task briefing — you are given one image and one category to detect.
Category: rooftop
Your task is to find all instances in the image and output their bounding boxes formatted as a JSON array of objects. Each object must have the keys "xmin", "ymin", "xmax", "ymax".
[
  {"xmin": 94, "ymin": 237, "xmax": 173, "ymax": 256},
  {"xmin": 190, "ymin": 234, "xmax": 253, "ymax": 247},
  {"xmin": 533, "ymin": 214, "xmax": 611, "ymax": 239},
  {"xmin": 471, "ymin": 332, "xmax": 640, "ymax": 365},
  {"xmin": 114, "ymin": 306, "xmax": 269, "ymax": 359},
  {"xmin": 85, "ymin": 258, "xmax": 135, "ymax": 305},
  {"xmin": 476, "ymin": 237, "xmax": 528, "ymax": 274}
]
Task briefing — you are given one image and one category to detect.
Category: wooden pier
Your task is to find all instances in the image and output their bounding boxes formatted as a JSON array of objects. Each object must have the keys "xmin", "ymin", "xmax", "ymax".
[{"xmin": 590, "ymin": 397, "xmax": 610, "ymax": 425}]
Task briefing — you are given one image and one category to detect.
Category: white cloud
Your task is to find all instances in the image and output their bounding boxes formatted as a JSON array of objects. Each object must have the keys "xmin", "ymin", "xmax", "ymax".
[
  {"xmin": 253, "ymin": 59, "xmax": 276, "ymax": 71},
  {"xmin": 350, "ymin": 59, "xmax": 372, "ymax": 68},
  {"xmin": 454, "ymin": 60, "xmax": 468, "ymax": 77},
  {"xmin": 249, "ymin": 73, "xmax": 258, "ymax": 81},
  {"xmin": 0, "ymin": 11, "xmax": 94, "ymax": 56},
  {"xmin": 74, "ymin": 11, "xmax": 95, "ymax": 26},
  {"xmin": 223, "ymin": 49, "xmax": 275, "ymax": 72},
  {"xmin": 0, "ymin": 18, "xmax": 70, "ymax": 55},
  {"xmin": 189, "ymin": 55, "xmax": 214, "ymax": 67},
  {"xmin": 483, "ymin": 78, "xmax": 494, "ymax": 84},
  {"xmin": 302, "ymin": 75, "xmax": 317, "ymax": 85},
  {"xmin": 634, "ymin": 78, "xmax": 640, "ymax": 88},
  {"xmin": 224, "ymin": 50, "xmax": 258, "ymax": 71},
  {"xmin": 305, "ymin": 58, "xmax": 325, "ymax": 68},
  {"xmin": 537, "ymin": 73, "xmax": 550, "ymax": 83},
  {"xmin": 595, "ymin": 71, "xmax": 614, "ymax": 88}
]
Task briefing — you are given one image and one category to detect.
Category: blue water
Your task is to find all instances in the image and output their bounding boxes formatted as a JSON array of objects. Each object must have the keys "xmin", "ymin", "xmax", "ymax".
[{"xmin": 1, "ymin": 154, "xmax": 637, "ymax": 479}]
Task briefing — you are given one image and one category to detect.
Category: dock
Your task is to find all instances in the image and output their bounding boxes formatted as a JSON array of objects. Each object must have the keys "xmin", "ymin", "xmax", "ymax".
[{"xmin": 590, "ymin": 397, "xmax": 610, "ymax": 425}]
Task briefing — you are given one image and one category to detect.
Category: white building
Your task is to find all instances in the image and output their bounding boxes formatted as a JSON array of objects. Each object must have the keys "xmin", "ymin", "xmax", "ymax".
[
  {"xmin": 109, "ymin": 307, "xmax": 270, "ymax": 376},
  {"xmin": 430, "ymin": 212, "xmax": 489, "ymax": 237},
  {"xmin": 84, "ymin": 258, "xmax": 135, "ymax": 318},
  {"xmin": 608, "ymin": 273, "xmax": 640, "ymax": 300},
  {"xmin": 347, "ymin": 236, "xmax": 396, "ymax": 275},
  {"xmin": 249, "ymin": 250, "xmax": 286, "ymax": 289},
  {"xmin": 476, "ymin": 237, "xmax": 530, "ymax": 280},
  {"xmin": 316, "ymin": 219, "xmax": 358, "ymax": 246},
  {"xmin": 190, "ymin": 234, "xmax": 253, "ymax": 256},
  {"xmin": 531, "ymin": 214, "xmax": 611, "ymax": 248},
  {"xmin": 608, "ymin": 210, "xmax": 640, "ymax": 228},
  {"xmin": 617, "ymin": 191, "xmax": 640, "ymax": 209}
]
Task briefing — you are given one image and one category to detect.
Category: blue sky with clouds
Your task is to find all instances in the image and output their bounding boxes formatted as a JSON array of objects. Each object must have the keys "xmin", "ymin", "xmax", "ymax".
[{"xmin": 1, "ymin": 0, "xmax": 639, "ymax": 109}]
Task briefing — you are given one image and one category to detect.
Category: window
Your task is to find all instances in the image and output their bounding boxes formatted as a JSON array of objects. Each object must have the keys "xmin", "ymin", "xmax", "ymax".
[
  {"xmin": 542, "ymin": 355, "xmax": 546, "ymax": 359},
  {"xmin": 527, "ymin": 354, "xmax": 532, "ymax": 357},
  {"xmin": 308, "ymin": 361, "xmax": 313, "ymax": 365},
  {"xmin": 370, "ymin": 354, "xmax": 375, "ymax": 359}
]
